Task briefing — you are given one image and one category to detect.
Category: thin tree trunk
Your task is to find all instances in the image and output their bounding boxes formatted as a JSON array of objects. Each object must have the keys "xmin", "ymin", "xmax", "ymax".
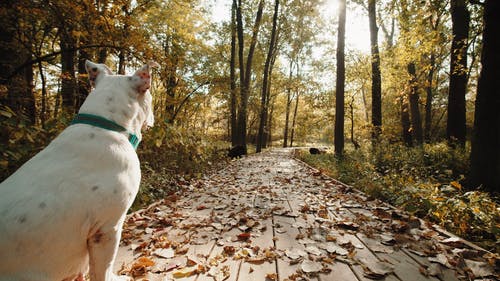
[
  {"xmin": 447, "ymin": 0, "xmax": 470, "ymax": 147},
  {"xmin": 290, "ymin": 92, "xmax": 299, "ymax": 147},
  {"xmin": 38, "ymin": 62, "xmax": 47, "ymax": 128},
  {"xmin": 283, "ymin": 60, "xmax": 293, "ymax": 147},
  {"xmin": 401, "ymin": 96, "xmax": 412, "ymax": 146},
  {"xmin": 76, "ymin": 45, "xmax": 91, "ymax": 110},
  {"xmin": 60, "ymin": 33, "xmax": 76, "ymax": 114},
  {"xmin": 230, "ymin": 0, "xmax": 238, "ymax": 146},
  {"xmin": 424, "ymin": 54, "xmax": 435, "ymax": 142},
  {"xmin": 369, "ymin": 0, "xmax": 382, "ymax": 143},
  {"xmin": 407, "ymin": 62, "xmax": 423, "ymax": 145},
  {"xmin": 257, "ymin": 0, "xmax": 279, "ymax": 153},
  {"xmin": 361, "ymin": 85, "xmax": 369, "ymax": 123},
  {"xmin": 334, "ymin": 0, "xmax": 346, "ymax": 156},
  {"xmin": 266, "ymin": 96, "xmax": 275, "ymax": 146}
]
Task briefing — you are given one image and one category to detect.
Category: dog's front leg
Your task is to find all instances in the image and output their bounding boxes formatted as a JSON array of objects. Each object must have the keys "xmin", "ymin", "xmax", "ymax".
[{"xmin": 88, "ymin": 218, "xmax": 130, "ymax": 281}]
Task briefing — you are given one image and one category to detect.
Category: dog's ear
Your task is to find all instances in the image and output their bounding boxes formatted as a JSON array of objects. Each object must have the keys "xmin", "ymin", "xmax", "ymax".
[
  {"xmin": 131, "ymin": 61, "xmax": 160, "ymax": 95},
  {"xmin": 85, "ymin": 60, "xmax": 113, "ymax": 88}
]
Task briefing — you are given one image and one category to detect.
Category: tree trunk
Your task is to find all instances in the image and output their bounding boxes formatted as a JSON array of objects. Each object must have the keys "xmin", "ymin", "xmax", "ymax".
[
  {"xmin": 257, "ymin": 0, "xmax": 279, "ymax": 153},
  {"xmin": 230, "ymin": 0, "xmax": 238, "ymax": 146},
  {"xmin": 163, "ymin": 36, "xmax": 179, "ymax": 123},
  {"xmin": 369, "ymin": 0, "xmax": 382, "ymax": 142},
  {"xmin": 290, "ymin": 92, "xmax": 300, "ymax": 147},
  {"xmin": 0, "ymin": 1, "xmax": 35, "ymax": 124},
  {"xmin": 38, "ymin": 62, "xmax": 47, "ymax": 127},
  {"xmin": 401, "ymin": 96, "xmax": 412, "ymax": 146},
  {"xmin": 469, "ymin": 0, "xmax": 500, "ymax": 193},
  {"xmin": 60, "ymin": 33, "xmax": 77, "ymax": 114},
  {"xmin": 447, "ymin": 0, "xmax": 470, "ymax": 147},
  {"xmin": 334, "ymin": 0, "xmax": 346, "ymax": 156},
  {"xmin": 266, "ymin": 96, "xmax": 275, "ymax": 146},
  {"xmin": 283, "ymin": 60, "xmax": 293, "ymax": 148},
  {"xmin": 236, "ymin": 0, "xmax": 264, "ymax": 154},
  {"xmin": 407, "ymin": 62, "xmax": 423, "ymax": 145},
  {"xmin": 76, "ymin": 45, "xmax": 91, "ymax": 110},
  {"xmin": 424, "ymin": 54, "xmax": 435, "ymax": 142}
]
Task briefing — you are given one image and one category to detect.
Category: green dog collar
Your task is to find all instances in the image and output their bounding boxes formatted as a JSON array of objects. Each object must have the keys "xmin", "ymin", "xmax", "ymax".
[{"xmin": 70, "ymin": 113, "xmax": 140, "ymax": 150}]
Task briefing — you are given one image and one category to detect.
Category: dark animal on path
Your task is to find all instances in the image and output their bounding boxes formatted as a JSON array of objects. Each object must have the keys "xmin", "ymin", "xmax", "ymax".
[
  {"xmin": 228, "ymin": 145, "xmax": 246, "ymax": 158},
  {"xmin": 309, "ymin": 147, "xmax": 324, "ymax": 155}
]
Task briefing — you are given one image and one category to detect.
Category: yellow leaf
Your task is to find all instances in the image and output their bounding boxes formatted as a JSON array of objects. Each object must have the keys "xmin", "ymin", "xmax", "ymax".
[
  {"xmin": 451, "ymin": 181, "xmax": 462, "ymax": 190},
  {"xmin": 132, "ymin": 256, "xmax": 155, "ymax": 268},
  {"xmin": 173, "ymin": 267, "xmax": 197, "ymax": 278}
]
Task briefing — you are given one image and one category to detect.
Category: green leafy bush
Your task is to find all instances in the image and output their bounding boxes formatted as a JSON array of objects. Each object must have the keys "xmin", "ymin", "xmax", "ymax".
[{"xmin": 0, "ymin": 106, "xmax": 65, "ymax": 181}]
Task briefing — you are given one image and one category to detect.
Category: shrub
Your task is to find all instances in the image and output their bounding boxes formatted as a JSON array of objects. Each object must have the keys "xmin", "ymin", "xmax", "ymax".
[{"xmin": 295, "ymin": 141, "xmax": 499, "ymax": 252}]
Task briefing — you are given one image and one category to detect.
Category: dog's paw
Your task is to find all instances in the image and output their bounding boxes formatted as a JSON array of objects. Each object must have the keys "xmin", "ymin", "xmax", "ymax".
[{"xmin": 112, "ymin": 274, "xmax": 132, "ymax": 281}]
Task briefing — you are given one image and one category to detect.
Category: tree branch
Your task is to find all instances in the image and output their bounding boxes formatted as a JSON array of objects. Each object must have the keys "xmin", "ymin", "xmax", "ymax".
[
  {"xmin": 170, "ymin": 81, "xmax": 210, "ymax": 123},
  {"xmin": 5, "ymin": 44, "xmax": 122, "ymax": 81}
]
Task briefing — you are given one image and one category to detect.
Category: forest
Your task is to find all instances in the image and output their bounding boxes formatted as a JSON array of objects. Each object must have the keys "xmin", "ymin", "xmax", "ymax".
[{"xmin": 0, "ymin": 0, "xmax": 499, "ymax": 252}]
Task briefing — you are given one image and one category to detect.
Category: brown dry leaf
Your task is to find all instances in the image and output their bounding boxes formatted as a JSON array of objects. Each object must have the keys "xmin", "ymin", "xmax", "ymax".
[
  {"xmin": 336, "ymin": 221, "xmax": 359, "ymax": 231},
  {"xmin": 207, "ymin": 265, "xmax": 230, "ymax": 281},
  {"xmin": 175, "ymin": 246, "xmax": 189, "ymax": 255},
  {"xmin": 440, "ymin": 237, "xmax": 465, "ymax": 247},
  {"xmin": 300, "ymin": 204, "xmax": 311, "ymax": 213},
  {"xmin": 237, "ymin": 232, "xmax": 251, "ymax": 241},
  {"xmin": 265, "ymin": 273, "xmax": 278, "ymax": 281},
  {"xmin": 223, "ymin": 245, "xmax": 236, "ymax": 256},
  {"xmin": 246, "ymin": 256, "xmax": 267, "ymax": 264},
  {"xmin": 130, "ymin": 257, "xmax": 155, "ymax": 277}
]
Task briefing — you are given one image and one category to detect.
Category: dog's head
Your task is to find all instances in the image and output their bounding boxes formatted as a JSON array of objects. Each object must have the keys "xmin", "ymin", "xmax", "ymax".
[{"xmin": 83, "ymin": 60, "xmax": 159, "ymax": 133}]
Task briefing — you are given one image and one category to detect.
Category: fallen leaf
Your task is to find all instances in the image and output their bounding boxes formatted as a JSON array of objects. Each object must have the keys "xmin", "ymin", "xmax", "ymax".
[
  {"xmin": 361, "ymin": 259, "xmax": 394, "ymax": 279},
  {"xmin": 300, "ymin": 260, "xmax": 323, "ymax": 273},
  {"xmin": 465, "ymin": 259, "xmax": 495, "ymax": 278},
  {"xmin": 154, "ymin": 248, "xmax": 175, "ymax": 259},
  {"xmin": 237, "ymin": 232, "xmax": 251, "ymax": 241},
  {"xmin": 265, "ymin": 273, "xmax": 278, "ymax": 281},
  {"xmin": 305, "ymin": 245, "xmax": 323, "ymax": 256},
  {"xmin": 285, "ymin": 248, "xmax": 308, "ymax": 260},
  {"xmin": 319, "ymin": 242, "xmax": 348, "ymax": 256}
]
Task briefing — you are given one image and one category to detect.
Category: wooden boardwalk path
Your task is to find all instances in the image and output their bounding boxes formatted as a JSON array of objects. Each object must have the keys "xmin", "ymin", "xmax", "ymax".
[{"xmin": 114, "ymin": 149, "xmax": 497, "ymax": 281}]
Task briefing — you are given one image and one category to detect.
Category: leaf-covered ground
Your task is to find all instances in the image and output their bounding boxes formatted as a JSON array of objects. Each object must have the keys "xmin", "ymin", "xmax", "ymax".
[{"xmin": 114, "ymin": 149, "xmax": 498, "ymax": 281}]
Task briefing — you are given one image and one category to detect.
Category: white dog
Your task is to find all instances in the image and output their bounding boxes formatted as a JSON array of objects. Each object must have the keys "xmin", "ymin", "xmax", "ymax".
[{"xmin": 0, "ymin": 60, "xmax": 158, "ymax": 281}]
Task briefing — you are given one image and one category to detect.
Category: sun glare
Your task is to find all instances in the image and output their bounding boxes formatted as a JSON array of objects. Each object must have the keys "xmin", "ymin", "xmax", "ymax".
[
  {"xmin": 322, "ymin": 0, "xmax": 371, "ymax": 53},
  {"xmin": 211, "ymin": 0, "xmax": 370, "ymax": 53}
]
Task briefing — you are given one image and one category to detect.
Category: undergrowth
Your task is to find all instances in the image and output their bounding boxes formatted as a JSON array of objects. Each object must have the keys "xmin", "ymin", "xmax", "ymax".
[
  {"xmin": 295, "ymin": 141, "xmax": 499, "ymax": 253},
  {"xmin": 133, "ymin": 125, "xmax": 229, "ymax": 210},
  {"xmin": 0, "ymin": 109, "xmax": 229, "ymax": 212}
]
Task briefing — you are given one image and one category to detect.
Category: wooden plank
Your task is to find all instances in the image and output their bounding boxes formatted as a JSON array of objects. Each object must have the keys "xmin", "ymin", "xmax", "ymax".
[
  {"xmin": 356, "ymin": 233, "xmax": 439, "ymax": 281},
  {"xmin": 195, "ymin": 227, "xmax": 242, "ymax": 281},
  {"xmin": 274, "ymin": 215, "xmax": 318, "ymax": 281},
  {"xmin": 237, "ymin": 217, "xmax": 277, "ymax": 281}
]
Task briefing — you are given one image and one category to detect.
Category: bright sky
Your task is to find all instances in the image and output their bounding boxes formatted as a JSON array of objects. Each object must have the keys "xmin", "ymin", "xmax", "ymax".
[{"xmin": 210, "ymin": 0, "xmax": 371, "ymax": 53}]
